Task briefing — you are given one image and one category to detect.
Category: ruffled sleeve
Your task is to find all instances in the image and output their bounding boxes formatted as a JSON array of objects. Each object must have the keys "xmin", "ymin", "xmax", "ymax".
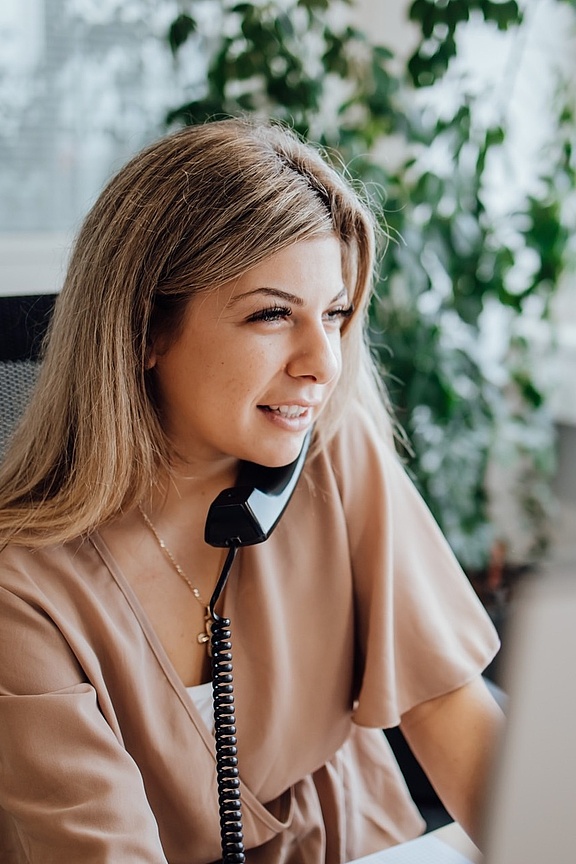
[{"xmin": 328, "ymin": 404, "xmax": 500, "ymax": 729}]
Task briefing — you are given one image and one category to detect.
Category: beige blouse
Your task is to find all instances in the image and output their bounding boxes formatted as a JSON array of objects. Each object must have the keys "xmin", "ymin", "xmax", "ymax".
[{"xmin": 0, "ymin": 405, "xmax": 499, "ymax": 863}]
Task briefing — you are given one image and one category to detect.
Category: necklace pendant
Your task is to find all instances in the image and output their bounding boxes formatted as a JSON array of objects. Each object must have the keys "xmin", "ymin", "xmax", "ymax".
[
  {"xmin": 197, "ymin": 608, "xmax": 213, "ymax": 656},
  {"xmin": 137, "ymin": 507, "xmax": 218, "ymax": 658}
]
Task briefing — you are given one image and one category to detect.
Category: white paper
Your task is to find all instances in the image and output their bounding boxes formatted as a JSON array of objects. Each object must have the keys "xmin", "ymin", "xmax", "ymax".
[{"xmin": 349, "ymin": 834, "xmax": 476, "ymax": 864}]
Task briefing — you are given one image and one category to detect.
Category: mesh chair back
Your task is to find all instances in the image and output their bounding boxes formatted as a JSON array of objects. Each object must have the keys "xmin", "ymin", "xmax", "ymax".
[{"xmin": 0, "ymin": 295, "xmax": 57, "ymax": 458}]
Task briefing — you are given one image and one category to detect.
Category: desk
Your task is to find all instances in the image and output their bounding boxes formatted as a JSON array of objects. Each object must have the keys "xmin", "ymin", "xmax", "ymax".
[
  {"xmin": 433, "ymin": 823, "xmax": 481, "ymax": 861},
  {"xmin": 349, "ymin": 823, "xmax": 481, "ymax": 863}
]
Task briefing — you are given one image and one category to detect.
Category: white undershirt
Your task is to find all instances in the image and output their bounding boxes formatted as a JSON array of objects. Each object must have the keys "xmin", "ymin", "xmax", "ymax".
[{"xmin": 186, "ymin": 681, "xmax": 214, "ymax": 732}]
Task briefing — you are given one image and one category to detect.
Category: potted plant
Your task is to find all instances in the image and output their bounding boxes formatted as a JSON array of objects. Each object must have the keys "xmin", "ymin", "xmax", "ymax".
[{"xmin": 164, "ymin": 0, "xmax": 575, "ymax": 613}]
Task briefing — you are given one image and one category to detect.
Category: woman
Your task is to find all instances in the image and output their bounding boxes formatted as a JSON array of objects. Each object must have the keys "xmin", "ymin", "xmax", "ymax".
[{"xmin": 0, "ymin": 118, "xmax": 502, "ymax": 863}]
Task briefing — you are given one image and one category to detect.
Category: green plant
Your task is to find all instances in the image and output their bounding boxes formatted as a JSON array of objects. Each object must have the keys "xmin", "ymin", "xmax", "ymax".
[{"xmin": 164, "ymin": 0, "xmax": 575, "ymax": 574}]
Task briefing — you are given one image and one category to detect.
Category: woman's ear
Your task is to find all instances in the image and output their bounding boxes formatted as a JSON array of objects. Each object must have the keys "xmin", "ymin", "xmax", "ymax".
[
  {"xmin": 146, "ymin": 328, "xmax": 172, "ymax": 368},
  {"xmin": 144, "ymin": 342, "xmax": 158, "ymax": 370}
]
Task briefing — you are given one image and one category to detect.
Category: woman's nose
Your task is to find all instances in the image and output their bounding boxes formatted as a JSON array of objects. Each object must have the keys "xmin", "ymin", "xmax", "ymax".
[{"xmin": 286, "ymin": 323, "xmax": 341, "ymax": 384}]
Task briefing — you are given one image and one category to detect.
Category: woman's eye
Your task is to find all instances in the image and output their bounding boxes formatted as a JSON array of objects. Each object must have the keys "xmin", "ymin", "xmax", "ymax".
[
  {"xmin": 245, "ymin": 303, "xmax": 353, "ymax": 326},
  {"xmin": 247, "ymin": 305, "xmax": 292, "ymax": 323},
  {"xmin": 325, "ymin": 305, "xmax": 354, "ymax": 325}
]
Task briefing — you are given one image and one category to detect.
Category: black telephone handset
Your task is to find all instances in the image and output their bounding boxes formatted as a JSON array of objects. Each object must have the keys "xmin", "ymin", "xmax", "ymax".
[
  {"xmin": 204, "ymin": 429, "xmax": 312, "ymax": 548},
  {"xmin": 203, "ymin": 430, "xmax": 312, "ymax": 864}
]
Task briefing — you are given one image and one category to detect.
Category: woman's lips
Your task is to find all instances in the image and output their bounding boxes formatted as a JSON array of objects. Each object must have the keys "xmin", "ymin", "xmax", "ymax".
[{"xmin": 258, "ymin": 403, "xmax": 316, "ymax": 429}]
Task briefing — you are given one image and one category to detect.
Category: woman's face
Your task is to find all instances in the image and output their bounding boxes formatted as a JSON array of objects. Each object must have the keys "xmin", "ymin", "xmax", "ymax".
[{"xmin": 150, "ymin": 235, "xmax": 349, "ymax": 470}]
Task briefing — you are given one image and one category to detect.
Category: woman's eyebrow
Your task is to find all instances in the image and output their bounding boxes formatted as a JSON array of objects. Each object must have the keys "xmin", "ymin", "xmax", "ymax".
[{"xmin": 229, "ymin": 286, "xmax": 347, "ymax": 305}]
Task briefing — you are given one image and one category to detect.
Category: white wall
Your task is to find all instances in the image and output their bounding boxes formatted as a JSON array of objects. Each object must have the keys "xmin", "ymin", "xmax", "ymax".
[{"xmin": 355, "ymin": 0, "xmax": 417, "ymax": 60}]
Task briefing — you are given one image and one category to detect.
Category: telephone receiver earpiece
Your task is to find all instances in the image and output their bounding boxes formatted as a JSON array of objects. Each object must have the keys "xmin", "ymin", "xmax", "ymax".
[{"xmin": 204, "ymin": 429, "xmax": 312, "ymax": 548}]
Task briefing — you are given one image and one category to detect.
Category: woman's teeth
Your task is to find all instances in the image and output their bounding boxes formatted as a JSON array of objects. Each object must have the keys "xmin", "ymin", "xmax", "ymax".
[{"xmin": 266, "ymin": 405, "xmax": 307, "ymax": 418}]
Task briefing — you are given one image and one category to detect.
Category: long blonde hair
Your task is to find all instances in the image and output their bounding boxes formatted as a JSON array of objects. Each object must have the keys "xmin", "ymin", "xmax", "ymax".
[{"xmin": 0, "ymin": 118, "xmax": 389, "ymax": 546}]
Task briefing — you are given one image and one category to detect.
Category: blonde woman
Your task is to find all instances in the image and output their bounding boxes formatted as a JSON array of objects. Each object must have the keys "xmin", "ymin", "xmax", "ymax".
[{"xmin": 0, "ymin": 119, "xmax": 502, "ymax": 864}]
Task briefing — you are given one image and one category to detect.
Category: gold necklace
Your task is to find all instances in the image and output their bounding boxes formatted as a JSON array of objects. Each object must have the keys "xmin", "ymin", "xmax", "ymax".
[{"xmin": 138, "ymin": 504, "xmax": 214, "ymax": 653}]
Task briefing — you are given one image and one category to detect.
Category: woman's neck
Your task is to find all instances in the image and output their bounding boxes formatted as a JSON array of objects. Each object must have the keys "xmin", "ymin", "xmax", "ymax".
[{"xmin": 144, "ymin": 456, "xmax": 240, "ymax": 534}]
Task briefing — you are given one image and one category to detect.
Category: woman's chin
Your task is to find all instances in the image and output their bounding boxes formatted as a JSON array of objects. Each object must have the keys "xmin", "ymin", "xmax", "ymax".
[{"xmin": 244, "ymin": 437, "xmax": 309, "ymax": 469}]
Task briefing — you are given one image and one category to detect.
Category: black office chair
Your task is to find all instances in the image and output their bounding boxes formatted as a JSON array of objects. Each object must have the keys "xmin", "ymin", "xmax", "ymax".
[{"xmin": 0, "ymin": 294, "xmax": 57, "ymax": 457}]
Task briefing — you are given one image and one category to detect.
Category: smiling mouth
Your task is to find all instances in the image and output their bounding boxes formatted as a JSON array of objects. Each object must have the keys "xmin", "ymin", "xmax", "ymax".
[{"xmin": 261, "ymin": 405, "xmax": 310, "ymax": 419}]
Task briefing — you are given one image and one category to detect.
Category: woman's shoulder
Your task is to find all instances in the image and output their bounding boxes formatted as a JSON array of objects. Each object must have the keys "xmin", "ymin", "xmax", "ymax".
[
  {"xmin": 331, "ymin": 398, "xmax": 393, "ymax": 447},
  {"xmin": 321, "ymin": 400, "xmax": 400, "ymax": 494},
  {"xmin": 0, "ymin": 534, "xmax": 96, "ymax": 595}
]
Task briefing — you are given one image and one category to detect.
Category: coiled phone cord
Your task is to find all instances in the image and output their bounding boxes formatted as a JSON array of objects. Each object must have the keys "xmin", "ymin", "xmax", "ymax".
[{"xmin": 209, "ymin": 544, "xmax": 246, "ymax": 864}]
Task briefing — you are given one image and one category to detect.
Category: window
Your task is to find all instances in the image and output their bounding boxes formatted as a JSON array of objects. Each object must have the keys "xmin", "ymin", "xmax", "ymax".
[{"xmin": 0, "ymin": 0, "xmax": 203, "ymax": 293}]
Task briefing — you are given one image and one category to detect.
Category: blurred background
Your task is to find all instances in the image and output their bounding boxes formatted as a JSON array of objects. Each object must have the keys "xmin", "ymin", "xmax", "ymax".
[{"xmin": 1, "ymin": 0, "xmax": 575, "ymax": 641}]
